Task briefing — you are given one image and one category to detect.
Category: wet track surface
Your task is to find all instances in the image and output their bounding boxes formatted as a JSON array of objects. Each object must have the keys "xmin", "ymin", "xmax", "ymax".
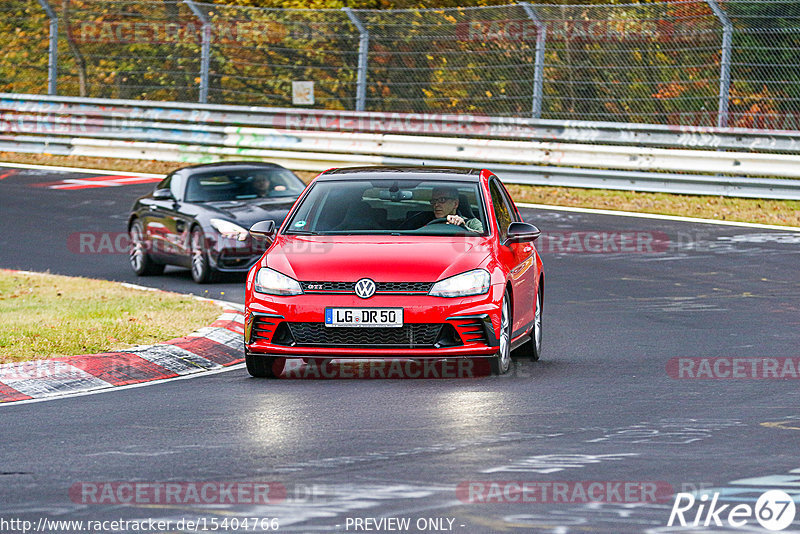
[{"xmin": 2, "ymin": 165, "xmax": 800, "ymax": 532}]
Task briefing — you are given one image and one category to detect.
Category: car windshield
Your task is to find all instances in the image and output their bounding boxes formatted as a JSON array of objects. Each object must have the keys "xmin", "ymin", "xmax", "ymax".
[
  {"xmin": 184, "ymin": 168, "xmax": 305, "ymax": 202},
  {"xmin": 284, "ymin": 179, "xmax": 488, "ymax": 236}
]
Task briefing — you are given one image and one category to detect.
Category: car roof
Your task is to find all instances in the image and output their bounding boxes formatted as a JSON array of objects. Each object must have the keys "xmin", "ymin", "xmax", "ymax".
[
  {"xmin": 317, "ymin": 166, "xmax": 484, "ymax": 182},
  {"xmin": 176, "ymin": 161, "xmax": 286, "ymax": 174}
]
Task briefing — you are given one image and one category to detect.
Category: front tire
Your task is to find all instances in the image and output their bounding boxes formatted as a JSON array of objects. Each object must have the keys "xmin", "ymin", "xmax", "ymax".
[
  {"xmin": 490, "ymin": 291, "xmax": 512, "ymax": 375},
  {"xmin": 513, "ymin": 282, "xmax": 543, "ymax": 361},
  {"xmin": 129, "ymin": 219, "xmax": 165, "ymax": 276},
  {"xmin": 190, "ymin": 227, "xmax": 217, "ymax": 284},
  {"xmin": 245, "ymin": 352, "xmax": 286, "ymax": 379}
]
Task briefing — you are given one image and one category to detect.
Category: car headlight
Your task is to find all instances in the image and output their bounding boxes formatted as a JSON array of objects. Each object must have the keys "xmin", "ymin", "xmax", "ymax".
[
  {"xmin": 254, "ymin": 268, "xmax": 303, "ymax": 296},
  {"xmin": 429, "ymin": 269, "xmax": 490, "ymax": 298},
  {"xmin": 210, "ymin": 218, "xmax": 249, "ymax": 241}
]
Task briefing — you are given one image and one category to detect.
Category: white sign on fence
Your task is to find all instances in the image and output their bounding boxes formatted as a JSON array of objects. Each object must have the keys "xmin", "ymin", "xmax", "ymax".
[{"xmin": 292, "ymin": 81, "xmax": 314, "ymax": 106}]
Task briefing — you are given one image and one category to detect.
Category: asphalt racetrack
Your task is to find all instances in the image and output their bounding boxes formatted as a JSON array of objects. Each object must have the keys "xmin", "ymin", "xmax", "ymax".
[{"xmin": 2, "ymin": 164, "xmax": 800, "ymax": 533}]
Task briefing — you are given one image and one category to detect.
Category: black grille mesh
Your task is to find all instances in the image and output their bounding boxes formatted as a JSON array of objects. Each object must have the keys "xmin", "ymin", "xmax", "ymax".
[
  {"xmin": 376, "ymin": 282, "xmax": 433, "ymax": 292},
  {"xmin": 285, "ymin": 323, "xmax": 443, "ymax": 347}
]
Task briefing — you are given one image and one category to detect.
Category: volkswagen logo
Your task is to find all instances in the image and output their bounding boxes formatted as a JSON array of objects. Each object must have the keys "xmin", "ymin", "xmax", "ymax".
[{"xmin": 354, "ymin": 278, "xmax": 376, "ymax": 299}]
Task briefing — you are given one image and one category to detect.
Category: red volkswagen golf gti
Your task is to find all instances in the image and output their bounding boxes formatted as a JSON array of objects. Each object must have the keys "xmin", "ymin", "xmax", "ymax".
[{"xmin": 243, "ymin": 167, "xmax": 543, "ymax": 378}]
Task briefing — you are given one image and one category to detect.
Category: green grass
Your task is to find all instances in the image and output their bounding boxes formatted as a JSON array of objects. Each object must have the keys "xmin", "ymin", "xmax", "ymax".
[{"xmin": 0, "ymin": 270, "xmax": 222, "ymax": 363}]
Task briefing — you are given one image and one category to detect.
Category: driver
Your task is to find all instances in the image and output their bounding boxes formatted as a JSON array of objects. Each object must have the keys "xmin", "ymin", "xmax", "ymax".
[
  {"xmin": 429, "ymin": 186, "xmax": 483, "ymax": 233},
  {"xmin": 253, "ymin": 175, "xmax": 287, "ymax": 198}
]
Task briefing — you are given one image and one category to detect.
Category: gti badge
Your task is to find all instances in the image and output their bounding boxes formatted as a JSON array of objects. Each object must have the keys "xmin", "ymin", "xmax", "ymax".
[{"xmin": 354, "ymin": 278, "xmax": 377, "ymax": 299}]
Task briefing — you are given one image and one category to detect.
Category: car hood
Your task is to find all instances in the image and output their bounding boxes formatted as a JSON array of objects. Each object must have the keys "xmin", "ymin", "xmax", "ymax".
[
  {"xmin": 265, "ymin": 236, "xmax": 492, "ymax": 282},
  {"xmin": 202, "ymin": 199, "xmax": 297, "ymax": 228}
]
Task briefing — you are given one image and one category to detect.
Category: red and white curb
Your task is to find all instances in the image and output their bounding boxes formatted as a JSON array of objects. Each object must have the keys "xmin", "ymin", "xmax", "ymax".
[{"xmin": 0, "ymin": 305, "xmax": 245, "ymax": 404}]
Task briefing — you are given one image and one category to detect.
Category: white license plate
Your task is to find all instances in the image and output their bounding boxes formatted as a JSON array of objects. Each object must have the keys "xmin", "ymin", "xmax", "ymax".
[{"xmin": 325, "ymin": 308, "xmax": 403, "ymax": 328}]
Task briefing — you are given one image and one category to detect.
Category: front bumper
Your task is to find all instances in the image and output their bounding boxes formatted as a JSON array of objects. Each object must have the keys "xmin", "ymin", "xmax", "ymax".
[
  {"xmin": 209, "ymin": 236, "xmax": 267, "ymax": 273},
  {"xmin": 245, "ymin": 286, "xmax": 504, "ymax": 358}
]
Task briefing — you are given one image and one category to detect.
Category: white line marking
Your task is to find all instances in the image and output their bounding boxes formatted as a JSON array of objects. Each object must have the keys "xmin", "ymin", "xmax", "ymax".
[
  {"xmin": 50, "ymin": 180, "xmax": 123, "ymax": 188},
  {"xmin": 119, "ymin": 282, "xmax": 162, "ymax": 292},
  {"xmin": 518, "ymin": 202, "xmax": 800, "ymax": 231},
  {"xmin": 0, "ymin": 364, "xmax": 246, "ymax": 407},
  {"xmin": 0, "ymin": 161, "xmax": 164, "ymax": 178}
]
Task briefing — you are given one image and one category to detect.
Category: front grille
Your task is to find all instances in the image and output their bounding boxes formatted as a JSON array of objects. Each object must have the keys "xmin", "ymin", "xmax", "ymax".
[
  {"xmin": 283, "ymin": 323, "xmax": 443, "ymax": 348},
  {"xmin": 300, "ymin": 281, "xmax": 352, "ymax": 292},
  {"xmin": 300, "ymin": 281, "xmax": 433, "ymax": 294},
  {"xmin": 376, "ymin": 282, "xmax": 433, "ymax": 293}
]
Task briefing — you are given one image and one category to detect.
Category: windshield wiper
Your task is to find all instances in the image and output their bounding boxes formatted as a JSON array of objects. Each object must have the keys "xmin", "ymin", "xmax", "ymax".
[{"xmin": 286, "ymin": 230, "xmax": 319, "ymax": 235}]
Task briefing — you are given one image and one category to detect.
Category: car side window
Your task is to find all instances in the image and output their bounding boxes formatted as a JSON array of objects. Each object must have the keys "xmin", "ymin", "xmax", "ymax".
[
  {"xmin": 490, "ymin": 179, "xmax": 512, "ymax": 242},
  {"xmin": 153, "ymin": 173, "xmax": 182, "ymax": 201},
  {"xmin": 156, "ymin": 174, "xmax": 171, "ymax": 191},
  {"xmin": 497, "ymin": 180, "xmax": 521, "ymax": 223}
]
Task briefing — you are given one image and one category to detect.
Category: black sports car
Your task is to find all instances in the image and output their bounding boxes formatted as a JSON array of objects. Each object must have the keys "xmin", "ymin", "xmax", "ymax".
[{"xmin": 128, "ymin": 161, "xmax": 306, "ymax": 283}]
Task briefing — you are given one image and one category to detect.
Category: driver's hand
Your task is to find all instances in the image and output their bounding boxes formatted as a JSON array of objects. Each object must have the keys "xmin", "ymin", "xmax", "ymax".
[{"xmin": 446, "ymin": 215, "xmax": 465, "ymax": 226}]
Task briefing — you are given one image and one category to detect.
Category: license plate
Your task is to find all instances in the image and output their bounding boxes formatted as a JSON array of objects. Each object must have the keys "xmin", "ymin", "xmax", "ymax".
[{"xmin": 325, "ymin": 308, "xmax": 403, "ymax": 328}]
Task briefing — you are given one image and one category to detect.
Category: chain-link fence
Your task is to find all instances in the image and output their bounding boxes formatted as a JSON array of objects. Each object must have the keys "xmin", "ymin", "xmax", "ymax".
[
  {"xmin": 2, "ymin": 0, "xmax": 800, "ymax": 128},
  {"xmin": 0, "ymin": 2, "xmax": 51, "ymax": 95}
]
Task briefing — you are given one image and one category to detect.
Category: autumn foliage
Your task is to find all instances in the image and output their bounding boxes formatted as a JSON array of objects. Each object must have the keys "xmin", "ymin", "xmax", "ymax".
[{"xmin": 2, "ymin": 0, "xmax": 799, "ymax": 129}]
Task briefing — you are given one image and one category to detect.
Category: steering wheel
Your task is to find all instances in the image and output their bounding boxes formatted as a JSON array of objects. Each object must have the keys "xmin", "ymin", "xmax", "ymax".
[{"xmin": 424, "ymin": 217, "xmax": 452, "ymax": 226}]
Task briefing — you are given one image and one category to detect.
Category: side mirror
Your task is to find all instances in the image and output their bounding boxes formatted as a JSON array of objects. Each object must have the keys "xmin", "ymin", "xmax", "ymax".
[
  {"xmin": 505, "ymin": 222, "xmax": 541, "ymax": 245},
  {"xmin": 249, "ymin": 220, "xmax": 276, "ymax": 241},
  {"xmin": 152, "ymin": 188, "xmax": 174, "ymax": 201}
]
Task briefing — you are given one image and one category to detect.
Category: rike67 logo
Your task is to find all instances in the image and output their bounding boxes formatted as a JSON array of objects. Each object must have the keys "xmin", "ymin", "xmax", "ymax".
[{"xmin": 668, "ymin": 490, "xmax": 797, "ymax": 531}]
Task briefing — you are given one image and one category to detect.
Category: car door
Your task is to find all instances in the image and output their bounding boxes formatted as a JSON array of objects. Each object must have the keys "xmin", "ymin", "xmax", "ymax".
[
  {"xmin": 141, "ymin": 173, "xmax": 191, "ymax": 265},
  {"xmin": 489, "ymin": 177, "xmax": 536, "ymax": 337},
  {"xmin": 163, "ymin": 172, "xmax": 195, "ymax": 266}
]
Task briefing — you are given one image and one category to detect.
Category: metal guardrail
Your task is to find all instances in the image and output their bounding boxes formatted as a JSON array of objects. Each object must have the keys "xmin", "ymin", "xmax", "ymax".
[{"xmin": 2, "ymin": 93, "xmax": 800, "ymax": 200}]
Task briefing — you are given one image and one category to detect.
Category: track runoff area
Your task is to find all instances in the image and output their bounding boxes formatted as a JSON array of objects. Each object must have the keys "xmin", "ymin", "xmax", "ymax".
[{"xmin": 1, "ymin": 161, "xmax": 800, "ymax": 533}]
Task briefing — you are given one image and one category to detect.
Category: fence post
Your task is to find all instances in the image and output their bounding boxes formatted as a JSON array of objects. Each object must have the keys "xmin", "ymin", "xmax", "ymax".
[
  {"xmin": 36, "ymin": 0, "xmax": 58, "ymax": 95},
  {"xmin": 706, "ymin": 0, "xmax": 732, "ymax": 128},
  {"xmin": 521, "ymin": 3, "xmax": 546, "ymax": 119},
  {"xmin": 343, "ymin": 7, "xmax": 369, "ymax": 112},
  {"xmin": 184, "ymin": 0, "xmax": 211, "ymax": 104}
]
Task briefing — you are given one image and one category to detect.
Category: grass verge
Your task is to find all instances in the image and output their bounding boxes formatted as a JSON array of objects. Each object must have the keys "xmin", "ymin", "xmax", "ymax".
[
  {"xmin": 0, "ymin": 270, "xmax": 222, "ymax": 363},
  {"xmin": 2, "ymin": 151, "xmax": 799, "ymax": 228}
]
